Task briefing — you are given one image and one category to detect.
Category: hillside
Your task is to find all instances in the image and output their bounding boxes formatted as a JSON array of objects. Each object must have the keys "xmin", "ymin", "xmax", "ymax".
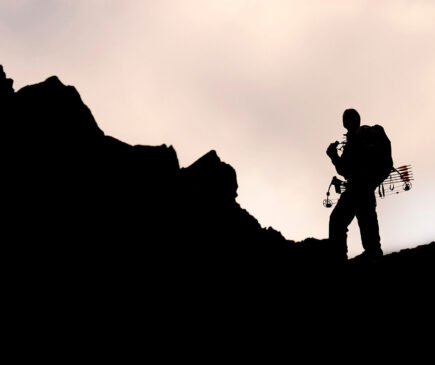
[{"xmin": 2, "ymin": 65, "xmax": 433, "ymax": 290}]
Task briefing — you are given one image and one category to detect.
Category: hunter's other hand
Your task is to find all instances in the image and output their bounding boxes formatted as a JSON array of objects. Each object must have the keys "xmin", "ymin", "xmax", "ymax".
[{"xmin": 326, "ymin": 141, "xmax": 339, "ymax": 158}]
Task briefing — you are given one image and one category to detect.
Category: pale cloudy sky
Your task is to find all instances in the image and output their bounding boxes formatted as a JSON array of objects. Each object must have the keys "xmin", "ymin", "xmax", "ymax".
[{"xmin": 1, "ymin": 0, "xmax": 434, "ymax": 257}]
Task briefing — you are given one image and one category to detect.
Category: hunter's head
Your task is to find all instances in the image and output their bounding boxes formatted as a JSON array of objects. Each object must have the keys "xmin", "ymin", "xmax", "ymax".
[{"xmin": 342, "ymin": 108, "xmax": 360, "ymax": 135}]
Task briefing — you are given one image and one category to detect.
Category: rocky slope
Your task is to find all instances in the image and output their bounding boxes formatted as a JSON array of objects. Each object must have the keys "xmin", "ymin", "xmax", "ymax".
[{"xmin": 2, "ymin": 65, "xmax": 433, "ymax": 291}]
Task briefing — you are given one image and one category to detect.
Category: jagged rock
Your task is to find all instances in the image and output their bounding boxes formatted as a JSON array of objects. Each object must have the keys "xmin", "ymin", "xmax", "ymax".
[
  {"xmin": 181, "ymin": 150, "xmax": 238, "ymax": 201},
  {"xmin": 14, "ymin": 75, "xmax": 104, "ymax": 150},
  {"xmin": 2, "ymin": 65, "xmax": 433, "ymax": 293},
  {"xmin": 0, "ymin": 65, "xmax": 14, "ymax": 98}
]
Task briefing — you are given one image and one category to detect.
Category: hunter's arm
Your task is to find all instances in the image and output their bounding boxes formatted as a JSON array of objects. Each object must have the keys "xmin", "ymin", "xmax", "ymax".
[
  {"xmin": 331, "ymin": 155, "xmax": 348, "ymax": 177},
  {"xmin": 327, "ymin": 142, "xmax": 348, "ymax": 178}
]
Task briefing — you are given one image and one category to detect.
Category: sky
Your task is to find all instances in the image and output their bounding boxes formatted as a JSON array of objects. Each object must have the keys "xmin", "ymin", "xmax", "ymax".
[{"xmin": 1, "ymin": 0, "xmax": 434, "ymax": 257}]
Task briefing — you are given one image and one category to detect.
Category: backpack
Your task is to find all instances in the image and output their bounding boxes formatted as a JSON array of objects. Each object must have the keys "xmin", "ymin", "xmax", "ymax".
[{"xmin": 355, "ymin": 124, "xmax": 393, "ymax": 186}]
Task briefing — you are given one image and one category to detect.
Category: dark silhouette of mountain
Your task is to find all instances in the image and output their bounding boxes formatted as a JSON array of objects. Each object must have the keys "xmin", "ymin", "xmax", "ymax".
[{"xmin": 2, "ymin": 65, "xmax": 434, "ymax": 298}]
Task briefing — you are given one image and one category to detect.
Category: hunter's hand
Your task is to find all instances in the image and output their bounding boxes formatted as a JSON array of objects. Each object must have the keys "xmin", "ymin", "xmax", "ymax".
[{"xmin": 326, "ymin": 141, "xmax": 339, "ymax": 159}]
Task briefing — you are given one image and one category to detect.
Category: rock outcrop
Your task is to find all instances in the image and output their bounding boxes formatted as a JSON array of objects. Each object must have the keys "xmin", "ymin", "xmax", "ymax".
[{"xmin": 2, "ymin": 65, "xmax": 434, "ymax": 293}]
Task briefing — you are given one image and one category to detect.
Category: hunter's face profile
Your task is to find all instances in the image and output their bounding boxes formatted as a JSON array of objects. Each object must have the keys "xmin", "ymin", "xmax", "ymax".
[{"xmin": 342, "ymin": 108, "xmax": 360, "ymax": 135}]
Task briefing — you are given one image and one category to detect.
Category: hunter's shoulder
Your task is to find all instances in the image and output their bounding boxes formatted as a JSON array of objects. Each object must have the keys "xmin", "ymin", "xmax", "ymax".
[{"xmin": 357, "ymin": 124, "xmax": 386, "ymax": 134}]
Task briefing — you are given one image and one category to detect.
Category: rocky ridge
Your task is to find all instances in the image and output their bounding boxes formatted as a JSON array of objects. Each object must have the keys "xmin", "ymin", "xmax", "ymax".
[{"xmin": 2, "ymin": 65, "xmax": 433, "ymax": 290}]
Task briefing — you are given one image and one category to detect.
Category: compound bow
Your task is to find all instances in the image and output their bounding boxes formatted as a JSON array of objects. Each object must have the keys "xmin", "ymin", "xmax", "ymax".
[{"xmin": 323, "ymin": 165, "xmax": 414, "ymax": 208}]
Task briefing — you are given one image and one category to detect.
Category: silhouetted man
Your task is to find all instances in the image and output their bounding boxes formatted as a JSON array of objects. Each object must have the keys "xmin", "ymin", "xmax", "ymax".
[{"xmin": 326, "ymin": 109, "xmax": 388, "ymax": 262}]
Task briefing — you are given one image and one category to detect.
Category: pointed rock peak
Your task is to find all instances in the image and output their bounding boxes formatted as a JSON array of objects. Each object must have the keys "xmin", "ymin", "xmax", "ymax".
[
  {"xmin": 188, "ymin": 150, "xmax": 220, "ymax": 169},
  {"xmin": 183, "ymin": 149, "xmax": 238, "ymax": 200},
  {"xmin": 45, "ymin": 75, "xmax": 63, "ymax": 86},
  {"xmin": 13, "ymin": 72, "xmax": 105, "ymax": 141},
  {"xmin": 204, "ymin": 149, "xmax": 219, "ymax": 160},
  {"xmin": 0, "ymin": 65, "xmax": 15, "ymax": 96}
]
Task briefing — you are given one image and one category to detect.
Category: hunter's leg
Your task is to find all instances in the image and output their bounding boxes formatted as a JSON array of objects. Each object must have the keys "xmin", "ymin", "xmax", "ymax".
[
  {"xmin": 356, "ymin": 191, "xmax": 383, "ymax": 257},
  {"xmin": 329, "ymin": 191, "xmax": 356, "ymax": 261}
]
